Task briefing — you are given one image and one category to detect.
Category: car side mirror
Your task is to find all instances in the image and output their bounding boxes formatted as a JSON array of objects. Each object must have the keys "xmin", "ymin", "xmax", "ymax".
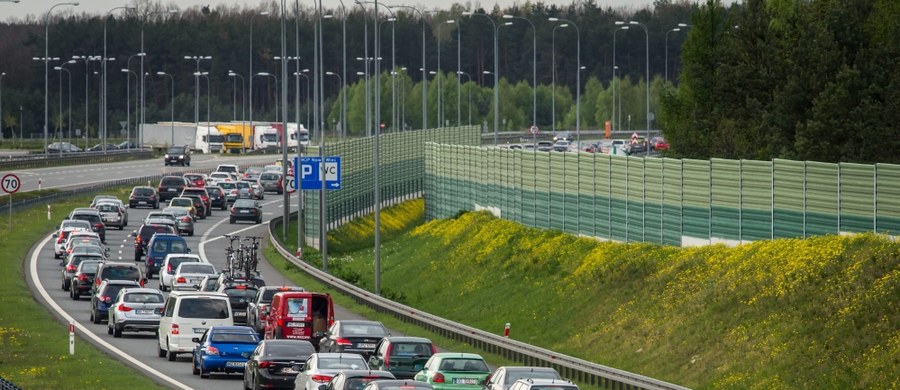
[
  {"xmin": 187, "ymin": 248, "xmax": 191, "ymax": 253},
  {"xmin": 52, "ymin": 233, "xmax": 58, "ymax": 238},
  {"xmin": 192, "ymin": 284, "xmax": 200, "ymax": 290},
  {"xmin": 191, "ymin": 337, "xmax": 200, "ymax": 343}
]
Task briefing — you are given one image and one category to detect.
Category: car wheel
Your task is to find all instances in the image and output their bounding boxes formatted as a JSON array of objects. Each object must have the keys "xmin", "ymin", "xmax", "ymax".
[
  {"xmin": 134, "ymin": 252, "xmax": 141, "ymax": 262},
  {"xmin": 129, "ymin": 204, "xmax": 134, "ymax": 209},
  {"xmin": 54, "ymin": 252, "xmax": 60, "ymax": 259},
  {"xmin": 229, "ymin": 218, "xmax": 234, "ymax": 224},
  {"xmin": 192, "ymin": 355, "xmax": 200, "ymax": 375},
  {"xmin": 61, "ymin": 279, "xmax": 67, "ymax": 291},
  {"xmin": 91, "ymin": 309, "xmax": 101, "ymax": 324},
  {"xmin": 189, "ymin": 230, "xmax": 194, "ymax": 237},
  {"xmin": 71, "ymin": 290, "xmax": 79, "ymax": 300},
  {"xmin": 107, "ymin": 325, "xmax": 113, "ymax": 335},
  {"xmin": 154, "ymin": 202, "xmax": 159, "ymax": 209},
  {"xmin": 113, "ymin": 325, "xmax": 122, "ymax": 338},
  {"xmin": 199, "ymin": 361, "xmax": 209, "ymax": 378},
  {"xmin": 167, "ymin": 348, "xmax": 177, "ymax": 362},
  {"xmin": 159, "ymin": 283, "xmax": 167, "ymax": 292},
  {"xmin": 157, "ymin": 342, "xmax": 167, "ymax": 358}
]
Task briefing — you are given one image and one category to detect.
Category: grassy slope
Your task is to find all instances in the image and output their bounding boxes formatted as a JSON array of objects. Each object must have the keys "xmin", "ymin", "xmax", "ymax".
[
  {"xmin": 299, "ymin": 200, "xmax": 898, "ymax": 390},
  {"xmin": 0, "ymin": 187, "xmax": 163, "ymax": 389}
]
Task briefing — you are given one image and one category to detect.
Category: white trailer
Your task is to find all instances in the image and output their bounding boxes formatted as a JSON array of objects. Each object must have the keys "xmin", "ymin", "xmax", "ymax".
[{"xmin": 142, "ymin": 122, "xmax": 224, "ymax": 153}]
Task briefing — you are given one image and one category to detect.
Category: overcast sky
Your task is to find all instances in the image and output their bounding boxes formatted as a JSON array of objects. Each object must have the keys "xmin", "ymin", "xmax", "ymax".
[{"xmin": 2, "ymin": 0, "xmax": 677, "ymax": 22}]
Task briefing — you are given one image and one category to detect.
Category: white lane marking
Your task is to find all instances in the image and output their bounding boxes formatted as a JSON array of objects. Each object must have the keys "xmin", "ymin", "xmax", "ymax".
[
  {"xmin": 29, "ymin": 234, "xmax": 193, "ymax": 390},
  {"xmin": 198, "ymin": 195, "xmax": 289, "ymax": 262}
]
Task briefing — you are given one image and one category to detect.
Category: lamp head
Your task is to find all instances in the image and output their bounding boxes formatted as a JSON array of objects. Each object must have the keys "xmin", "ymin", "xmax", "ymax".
[
  {"xmin": 548, "ymin": 17, "xmax": 559, "ymax": 22},
  {"xmin": 356, "ymin": 72, "xmax": 364, "ymax": 76},
  {"xmin": 120, "ymin": 68, "xmax": 128, "ymax": 72},
  {"xmin": 560, "ymin": 24, "xmax": 569, "ymax": 28},
  {"xmin": 156, "ymin": 71, "xmax": 166, "ymax": 75},
  {"xmin": 672, "ymin": 28, "xmax": 681, "ymax": 32},
  {"xmin": 502, "ymin": 21, "xmax": 513, "ymax": 26},
  {"xmin": 302, "ymin": 68, "xmax": 309, "ymax": 72},
  {"xmin": 614, "ymin": 21, "xmax": 625, "ymax": 25},
  {"xmin": 629, "ymin": 21, "xmax": 639, "ymax": 25},
  {"xmin": 54, "ymin": 67, "xmax": 63, "ymax": 70},
  {"xmin": 678, "ymin": 23, "xmax": 689, "ymax": 27},
  {"xmin": 256, "ymin": 72, "xmax": 270, "ymax": 76},
  {"xmin": 260, "ymin": 11, "xmax": 269, "ymax": 16},
  {"xmin": 326, "ymin": 71, "xmax": 335, "ymax": 75},
  {"xmin": 445, "ymin": 19, "xmax": 454, "ymax": 24},
  {"xmin": 502, "ymin": 14, "xmax": 513, "ymax": 19}
]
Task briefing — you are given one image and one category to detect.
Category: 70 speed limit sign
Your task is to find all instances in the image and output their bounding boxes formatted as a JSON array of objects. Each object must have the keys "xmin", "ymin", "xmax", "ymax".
[{"xmin": 1, "ymin": 174, "xmax": 20, "ymax": 194}]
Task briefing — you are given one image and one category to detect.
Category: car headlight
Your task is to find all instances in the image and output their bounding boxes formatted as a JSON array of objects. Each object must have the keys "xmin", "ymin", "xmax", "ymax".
[
  {"xmin": 164, "ymin": 154, "xmax": 169, "ymax": 158},
  {"xmin": 179, "ymin": 155, "xmax": 184, "ymax": 159}
]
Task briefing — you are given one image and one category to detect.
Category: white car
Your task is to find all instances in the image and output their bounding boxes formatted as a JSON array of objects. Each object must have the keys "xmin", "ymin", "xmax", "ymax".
[
  {"xmin": 171, "ymin": 262, "xmax": 218, "ymax": 291},
  {"xmin": 208, "ymin": 172, "xmax": 233, "ymax": 186},
  {"xmin": 53, "ymin": 221, "xmax": 92, "ymax": 259},
  {"xmin": 157, "ymin": 291, "xmax": 233, "ymax": 361},
  {"xmin": 293, "ymin": 353, "xmax": 369, "ymax": 390},
  {"xmin": 215, "ymin": 164, "xmax": 241, "ymax": 176},
  {"xmin": 159, "ymin": 254, "xmax": 204, "ymax": 292}
]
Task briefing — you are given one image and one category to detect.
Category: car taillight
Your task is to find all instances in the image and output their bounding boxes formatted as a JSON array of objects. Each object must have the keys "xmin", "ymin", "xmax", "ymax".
[
  {"xmin": 230, "ymin": 207, "xmax": 236, "ymax": 213},
  {"xmin": 130, "ymin": 195, "xmax": 136, "ymax": 200},
  {"xmin": 78, "ymin": 274, "xmax": 89, "ymax": 281},
  {"xmin": 166, "ymin": 264, "xmax": 172, "ymax": 273},
  {"xmin": 94, "ymin": 223, "xmax": 103, "ymax": 230},
  {"xmin": 66, "ymin": 264, "xmax": 77, "ymax": 272},
  {"xmin": 334, "ymin": 338, "xmax": 353, "ymax": 346},
  {"xmin": 176, "ymin": 277, "xmax": 186, "ymax": 283},
  {"xmin": 139, "ymin": 279, "xmax": 145, "ymax": 287},
  {"xmin": 206, "ymin": 346, "xmax": 219, "ymax": 356},
  {"xmin": 431, "ymin": 344, "xmax": 438, "ymax": 355},
  {"xmin": 258, "ymin": 361, "xmax": 272, "ymax": 368},
  {"xmin": 117, "ymin": 305, "xmax": 132, "ymax": 312},
  {"xmin": 201, "ymin": 195, "xmax": 208, "ymax": 202},
  {"xmin": 384, "ymin": 344, "xmax": 392, "ymax": 367},
  {"xmin": 182, "ymin": 217, "xmax": 191, "ymax": 222},
  {"xmin": 100, "ymin": 295, "xmax": 111, "ymax": 303},
  {"xmin": 171, "ymin": 324, "xmax": 179, "ymax": 335},
  {"xmin": 150, "ymin": 195, "xmax": 156, "ymax": 200},
  {"xmin": 310, "ymin": 375, "xmax": 332, "ymax": 383},
  {"xmin": 57, "ymin": 235, "xmax": 64, "ymax": 244},
  {"xmin": 433, "ymin": 373, "xmax": 445, "ymax": 383}
]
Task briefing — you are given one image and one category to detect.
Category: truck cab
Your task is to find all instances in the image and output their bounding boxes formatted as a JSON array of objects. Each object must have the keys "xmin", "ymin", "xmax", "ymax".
[
  {"xmin": 196, "ymin": 126, "xmax": 225, "ymax": 154},
  {"xmin": 254, "ymin": 126, "xmax": 280, "ymax": 150},
  {"xmin": 263, "ymin": 291, "xmax": 333, "ymax": 349}
]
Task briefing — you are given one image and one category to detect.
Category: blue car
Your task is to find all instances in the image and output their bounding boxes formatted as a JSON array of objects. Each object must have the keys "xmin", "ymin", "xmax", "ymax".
[{"xmin": 192, "ymin": 326, "xmax": 260, "ymax": 378}]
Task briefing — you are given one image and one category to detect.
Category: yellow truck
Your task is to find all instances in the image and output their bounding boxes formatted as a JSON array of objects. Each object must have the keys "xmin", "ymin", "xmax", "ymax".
[{"xmin": 215, "ymin": 123, "xmax": 252, "ymax": 153}]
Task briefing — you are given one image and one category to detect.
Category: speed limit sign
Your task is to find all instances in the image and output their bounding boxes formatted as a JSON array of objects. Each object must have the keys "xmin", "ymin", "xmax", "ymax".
[
  {"xmin": 284, "ymin": 177, "xmax": 297, "ymax": 194},
  {"xmin": 1, "ymin": 174, "xmax": 20, "ymax": 194}
]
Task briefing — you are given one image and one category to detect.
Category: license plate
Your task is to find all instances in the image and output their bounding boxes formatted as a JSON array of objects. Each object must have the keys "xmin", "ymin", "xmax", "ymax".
[
  {"xmin": 226, "ymin": 361, "xmax": 246, "ymax": 367},
  {"xmin": 193, "ymin": 328, "xmax": 207, "ymax": 334},
  {"xmin": 168, "ymin": 188, "xmax": 176, "ymax": 192},
  {"xmin": 286, "ymin": 322, "xmax": 305, "ymax": 328},
  {"xmin": 357, "ymin": 343, "xmax": 376, "ymax": 349},
  {"xmin": 136, "ymin": 309, "xmax": 153, "ymax": 315},
  {"xmin": 139, "ymin": 201, "xmax": 147, "ymax": 204},
  {"xmin": 240, "ymin": 210, "xmax": 249, "ymax": 213},
  {"xmin": 280, "ymin": 367, "xmax": 298, "ymax": 374},
  {"xmin": 235, "ymin": 312, "xmax": 246, "ymax": 317},
  {"xmin": 453, "ymin": 378, "xmax": 478, "ymax": 385}
]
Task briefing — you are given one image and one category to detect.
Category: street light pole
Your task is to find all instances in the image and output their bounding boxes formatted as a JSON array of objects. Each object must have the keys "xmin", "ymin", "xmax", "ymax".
[
  {"xmin": 228, "ymin": 71, "xmax": 246, "ymax": 125},
  {"xmin": 156, "ymin": 72, "xmax": 174, "ymax": 145},
  {"xmin": 250, "ymin": 10, "xmax": 270, "ymax": 153},
  {"xmin": 120, "ymin": 68, "xmax": 133, "ymax": 147},
  {"xmin": 457, "ymin": 71, "xmax": 471, "ymax": 125},
  {"xmin": 437, "ymin": 20, "xmax": 455, "ymax": 128},
  {"xmin": 665, "ymin": 23, "xmax": 688, "ymax": 87},
  {"xmin": 390, "ymin": 5, "xmax": 427, "ymax": 130},
  {"xmin": 44, "ymin": 2, "xmax": 79, "ymax": 156},
  {"xmin": 549, "ymin": 17, "xmax": 580, "ymax": 144},
  {"xmin": 628, "ymin": 20, "xmax": 651, "ymax": 156},
  {"xmin": 550, "ymin": 23, "xmax": 566, "ymax": 134},
  {"xmin": 503, "ymin": 15, "xmax": 536, "ymax": 132},
  {"xmin": 613, "ymin": 25, "xmax": 628, "ymax": 133},
  {"xmin": 102, "ymin": 5, "xmax": 132, "ymax": 153}
]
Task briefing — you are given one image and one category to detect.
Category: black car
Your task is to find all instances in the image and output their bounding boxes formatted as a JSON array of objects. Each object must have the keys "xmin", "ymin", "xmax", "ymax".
[
  {"xmin": 47, "ymin": 141, "xmax": 82, "ymax": 154},
  {"xmin": 157, "ymin": 176, "xmax": 190, "ymax": 202},
  {"xmin": 68, "ymin": 209, "xmax": 106, "ymax": 243},
  {"xmin": 367, "ymin": 337, "xmax": 436, "ymax": 379},
  {"xmin": 319, "ymin": 320, "xmax": 389, "ymax": 359},
  {"xmin": 205, "ymin": 186, "xmax": 228, "ymax": 211},
  {"xmin": 230, "ymin": 199, "xmax": 262, "ymax": 224},
  {"xmin": 129, "ymin": 186, "xmax": 160, "ymax": 209},
  {"xmin": 243, "ymin": 340, "xmax": 316, "ymax": 390},
  {"xmin": 181, "ymin": 188, "xmax": 212, "ymax": 217},
  {"xmin": 117, "ymin": 140, "xmax": 139, "ymax": 149},
  {"xmin": 219, "ymin": 284, "xmax": 258, "ymax": 325},
  {"xmin": 70, "ymin": 260, "xmax": 102, "ymax": 300},
  {"xmin": 164, "ymin": 145, "xmax": 191, "ymax": 166},
  {"xmin": 132, "ymin": 223, "xmax": 177, "ymax": 261},
  {"xmin": 87, "ymin": 143, "xmax": 119, "ymax": 152},
  {"xmin": 182, "ymin": 194, "xmax": 208, "ymax": 220}
]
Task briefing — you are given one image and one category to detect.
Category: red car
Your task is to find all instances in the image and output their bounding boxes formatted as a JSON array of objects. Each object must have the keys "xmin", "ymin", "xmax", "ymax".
[
  {"xmin": 650, "ymin": 136, "xmax": 669, "ymax": 152},
  {"xmin": 183, "ymin": 173, "xmax": 207, "ymax": 188}
]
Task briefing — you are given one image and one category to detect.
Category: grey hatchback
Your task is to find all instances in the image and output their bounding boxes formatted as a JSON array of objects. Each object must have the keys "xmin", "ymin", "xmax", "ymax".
[{"xmin": 258, "ymin": 172, "xmax": 284, "ymax": 194}]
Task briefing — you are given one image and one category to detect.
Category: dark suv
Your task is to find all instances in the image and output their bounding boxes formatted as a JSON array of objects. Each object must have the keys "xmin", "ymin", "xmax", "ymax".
[
  {"xmin": 158, "ymin": 176, "xmax": 190, "ymax": 202},
  {"xmin": 68, "ymin": 208, "xmax": 106, "ymax": 243},
  {"xmin": 368, "ymin": 337, "xmax": 437, "ymax": 379},
  {"xmin": 181, "ymin": 188, "xmax": 212, "ymax": 217},
  {"xmin": 164, "ymin": 145, "xmax": 191, "ymax": 166},
  {"xmin": 132, "ymin": 223, "xmax": 177, "ymax": 261},
  {"xmin": 91, "ymin": 279, "xmax": 141, "ymax": 324},
  {"xmin": 143, "ymin": 233, "xmax": 190, "ymax": 279},
  {"xmin": 205, "ymin": 186, "xmax": 228, "ymax": 210},
  {"xmin": 129, "ymin": 186, "xmax": 159, "ymax": 209}
]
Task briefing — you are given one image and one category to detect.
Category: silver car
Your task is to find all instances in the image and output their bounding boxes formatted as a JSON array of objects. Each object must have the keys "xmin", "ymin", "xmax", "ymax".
[
  {"xmin": 106, "ymin": 287, "xmax": 165, "ymax": 338},
  {"xmin": 293, "ymin": 353, "xmax": 369, "ymax": 390},
  {"xmin": 237, "ymin": 180, "xmax": 264, "ymax": 200},
  {"xmin": 172, "ymin": 262, "xmax": 217, "ymax": 291},
  {"xmin": 258, "ymin": 172, "xmax": 284, "ymax": 194},
  {"xmin": 163, "ymin": 207, "xmax": 194, "ymax": 236},
  {"xmin": 96, "ymin": 202, "xmax": 125, "ymax": 230}
]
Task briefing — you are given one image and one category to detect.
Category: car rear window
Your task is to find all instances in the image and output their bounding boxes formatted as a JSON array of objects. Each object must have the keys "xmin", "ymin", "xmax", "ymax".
[
  {"xmin": 438, "ymin": 358, "xmax": 488, "ymax": 372},
  {"xmin": 343, "ymin": 323, "xmax": 387, "ymax": 336},
  {"xmin": 220, "ymin": 182, "xmax": 236, "ymax": 190},
  {"xmin": 133, "ymin": 188, "xmax": 154, "ymax": 196},
  {"xmin": 102, "ymin": 266, "xmax": 141, "ymax": 280},
  {"xmin": 179, "ymin": 264, "xmax": 215, "ymax": 274},
  {"xmin": 260, "ymin": 173, "xmax": 280, "ymax": 180},
  {"xmin": 141, "ymin": 225, "xmax": 175, "ymax": 240},
  {"xmin": 505, "ymin": 371, "xmax": 561, "ymax": 385},
  {"xmin": 235, "ymin": 182, "xmax": 250, "ymax": 189},
  {"xmin": 80, "ymin": 262, "xmax": 101, "ymax": 273},
  {"xmin": 72, "ymin": 214, "xmax": 101, "ymax": 224},
  {"xmin": 168, "ymin": 257, "xmax": 199, "ymax": 270},
  {"xmin": 98, "ymin": 204, "xmax": 119, "ymax": 213},
  {"xmin": 318, "ymin": 357, "xmax": 368, "ymax": 369},
  {"xmin": 391, "ymin": 343, "xmax": 433, "ymax": 356},
  {"xmin": 102, "ymin": 284, "xmax": 133, "ymax": 299},
  {"xmin": 178, "ymin": 298, "xmax": 229, "ymax": 319},
  {"xmin": 210, "ymin": 332, "xmax": 259, "ymax": 343},
  {"xmin": 224, "ymin": 287, "xmax": 258, "ymax": 301},
  {"xmin": 162, "ymin": 177, "xmax": 184, "ymax": 185},
  {"xmin": 265, "ymin": 343, "xmax": 315, "ymax": 357},
  {"xmin": 125, "ymin": 292, "xmax": 164, "ymax": 303}
]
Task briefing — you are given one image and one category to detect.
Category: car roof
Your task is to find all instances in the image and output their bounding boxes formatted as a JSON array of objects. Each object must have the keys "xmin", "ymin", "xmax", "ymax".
[
  {"xmin": 513, "ymin": 378, "xmax": 576, "ymax": 387},
  {"xmin": 163, "ymin": 253, "xmax": 201, "ymax": 260},
  {"xmin": 382, "ymin": 336, "xmax": 432, "ymax": 343},
  {"xmin": 314, "ymin": 352, "xmax": 367, "ymax": 358},
  {"xmin": 102, "ymin": 279, "xmax": 141, "ymax": 286},
  {"xmin": 119, "ymin": 287, "xmax": 163, "ymax": 294},
  {"xmin": 335, "ymin": 370, "xmax": 395, "ymax": 378},
  {"xmin": 169, "ymin": 290, "xmax": 228, "ymax": 298},
  {"xmin": 501, "ymin": 367, "xmax": 559, "ymax": 373},
  {"xmin": 432, "ymin": 352, "xmax": 483, "ymax": 359}
]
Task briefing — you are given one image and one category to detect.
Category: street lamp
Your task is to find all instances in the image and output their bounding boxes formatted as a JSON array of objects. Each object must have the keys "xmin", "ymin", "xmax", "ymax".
[
  {"xmin": 194, "ymin": 72, "xmax": 211, "ymax": 142},
  {"xmin": 613, "ymin": 24, "xmax": 629, "ymax": 132},
  {"xmin": 156, "ymin": 71, "xmax": 174, "ymax": 145},
  {"xmin": 325, "ymin": 71, "xmax": 342, "ymax": 134},
  {"xmin": 72, "ymin": 55, "xmax": 99, "ymax": 150},
  {"xmin": 503, "ymin": 14, "xmax": 536, "ymax": 132},
  {"xmin": 550, "ymin": 23, "xmax": 567, "ymax": 134},
  {"xmin": 457, "ymin": 71, "xmax": 472, "ymax": 126},
  {"xmin": 0, "ymin": 72, "xmax": 4, "ymax": 143},
  {"xmin": 293, "ymin": 70, "xmax": 311, "ymax": 134},
  {"xmin": 325, "ymin": 1, "xmax": 347, "ymax": 137},
  {"xmin": 249, "ymin": 10, "xmax": 270, "ymax": 151},
  {"xmin": 140, "ymin": 9, "xmax": 178, "ymax": 148},
  {"xmin": 227, "ymin": 71, "xmax": 246, "ymax": 126},
  {"xmin": 124, "ymin": 53, "xmax": 145, "ymax": 149},
  {"xmin": 120, "ymin": 68, "xmax": 135, "ymax": 147},
  {"xmin": 437, "ymin": 19, "xmax": 455, "ymax": 128},
  {"xmin": 627, "ymin": 20, "xmax": 651, "ymax": 156},
  {"xmin": 462, "ymin": 10, "xmax": 498, "ymax": 144},
  {"xmin": 666, "ymin": 23, "xmax": 689, "ymax": 86},
  {"xmin": 255, "ymin": 72, "xmax": 279, "ymax": 122},
  {"xmin": 183, "ymin": 56, "xmax": 212, "ymax": 128},
  {"xmin": 102, "ymin": 5, "xmax": 133, "ymax": 153},
  {"xmin": 549, "ymin": 17, "xmax": 581, "ymax": 145},
  {"xmin": 390, "ymin": 5, "xmax": 427, "ymax": 130},
  {"xmin": 56, "ymin": 63, "xmax": 74, "ymax": 145},
  {"xmin": 44, "ymin": 1, "xmax": 79, "ymax": 156}
]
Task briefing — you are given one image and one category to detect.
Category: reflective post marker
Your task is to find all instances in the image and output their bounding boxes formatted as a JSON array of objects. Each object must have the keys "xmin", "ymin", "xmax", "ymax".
[
  {"xmin": 503, "ymin": 322, "xmax": 510, "ymax": 338},
  {"xmin": 68, "ymin": 322, "xmax": 75, "ymax": 355}
]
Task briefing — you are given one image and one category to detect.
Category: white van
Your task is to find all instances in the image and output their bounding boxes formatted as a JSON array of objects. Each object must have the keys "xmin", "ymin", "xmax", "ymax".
[{"xmin": 157, "ymin": 291, "xmax": 233, "ymax": 361}]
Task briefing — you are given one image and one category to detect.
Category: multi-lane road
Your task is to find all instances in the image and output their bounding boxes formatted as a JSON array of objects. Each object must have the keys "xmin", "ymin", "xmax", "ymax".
[{"xmin": 22, "ymin": 154, "xmax": 399, "ymax": 389}]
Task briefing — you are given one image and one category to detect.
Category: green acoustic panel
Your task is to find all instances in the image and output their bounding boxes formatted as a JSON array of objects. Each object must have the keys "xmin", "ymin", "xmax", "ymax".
[
  {"xmin": 805, "ymin": 161, "xmax": 839, "ymax": 235},
  {"xmin": 773, "ymin": 159, "xmax": 805, "ymax": 238},
  {"xmin": 741, "ymin": 160, "xmax": 773, "ymax": 241},
  {"xmin": 626, "ymin": 157, "xmax": 646, "ymax": 242},
  {"xmin": 711, "ymin": 159, "xmax": 740, "ymax": 240},
  {"xmin": 662, "ymin": 158, "xmax": 684, "ymax": 246},
  {"xmin": 682, "ymin": 159, "xmax": 711, "ymax": 239},
  {"xmin": 839, "ymin": 163, "xmax": 875, "ymax": 233},
  {"xmin": 876, "ymin": 164, "xmax": 900, "ymax": 233}
]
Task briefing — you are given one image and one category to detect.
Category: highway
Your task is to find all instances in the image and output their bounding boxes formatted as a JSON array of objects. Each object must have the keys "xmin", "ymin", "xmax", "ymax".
[{"xmin": 23, "ymin": 155, "xmax": 396, "ymax": 389}]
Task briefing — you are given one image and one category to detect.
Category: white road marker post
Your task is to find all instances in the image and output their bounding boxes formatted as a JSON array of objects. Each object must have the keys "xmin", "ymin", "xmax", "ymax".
[{"xmin": 69, "ymin": 322, "xmax": 75, "ymax": 355}]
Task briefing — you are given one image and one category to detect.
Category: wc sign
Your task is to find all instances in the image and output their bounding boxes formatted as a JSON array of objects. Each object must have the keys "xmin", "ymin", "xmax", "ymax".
[{"xmin": 294, "ymin": 156, "xmax": 342, "ymax": 190}]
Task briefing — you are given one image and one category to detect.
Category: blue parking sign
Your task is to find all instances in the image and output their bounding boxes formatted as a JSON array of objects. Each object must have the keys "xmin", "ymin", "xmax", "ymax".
[{"xmin": 294, "ymin": 156, "xmax": 341, "ymax": 190}]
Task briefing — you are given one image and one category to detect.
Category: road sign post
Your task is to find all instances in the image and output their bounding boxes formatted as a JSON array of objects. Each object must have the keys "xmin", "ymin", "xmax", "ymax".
[
  {"xmin": 2, "ymin": 173, "xmax": 20, "ymax": 229},
  {"xmin": 69, "ymin": 322, "xmax": 75, "ymax": 355}
]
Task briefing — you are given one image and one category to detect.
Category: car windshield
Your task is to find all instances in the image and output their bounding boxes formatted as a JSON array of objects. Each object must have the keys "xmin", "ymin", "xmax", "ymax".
[
  {"xmin": 169, "ymin": 241, "xmax": 188, "ymax": 253},
  {"xmin": 210, "ymin": 332, "xmax": 259, "ymax": 343},
  {"xmin": 103, "ymin": 284, "xmax": 132, "ymax": 298},
  {"xmin": 225, "ymin": 134, "xmax": 243, "ymax": 143},
  {"xmin": 124, "ymin": 292, "xmax": 164, "ymax": 303},
  {"xmin": 438, "ymin": 358, "xmax": 488, "ymax": 372},
  {"xmin": 261, "ymin": 133, "xmax": 278, "ymax": 142},
  {"xmin": 178, "ymin": 298, "xmax": 229, "ymax": 319},
  {"xmin": 133, "ymin": 188, "xmax": 154, "ymax": 196},
  {"xmin": 166, "ymin": 147, "xmax": 185, "ymax": 154},
  {"xmin": 179, "ymin": 264, "xmax": 215, "ymax": 274}
]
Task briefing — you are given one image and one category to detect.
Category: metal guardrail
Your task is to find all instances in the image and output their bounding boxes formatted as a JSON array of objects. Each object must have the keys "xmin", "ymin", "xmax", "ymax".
[
  {"xmin": 0, "ymin": 377, "xmax": 22, "ymax": 390},
  {"xmin": 0, "ymin": 149, "xmax": 153, "ymax": 170},
  {"xmin": 479, "ymin": 130, "xmax": 663, "ymax": 145},
  {"xmin": 268, "ymin": 215, "xmax": 690, "ymax": 390}
]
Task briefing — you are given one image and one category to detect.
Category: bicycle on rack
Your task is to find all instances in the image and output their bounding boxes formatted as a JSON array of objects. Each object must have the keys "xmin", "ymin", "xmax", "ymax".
[{"xmin": 221, "ymin": 234, "xmax": 263, "ymax": 280}]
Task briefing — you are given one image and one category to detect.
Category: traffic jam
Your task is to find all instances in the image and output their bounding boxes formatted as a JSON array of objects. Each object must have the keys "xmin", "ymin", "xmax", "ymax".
[{"xmin": 46, "ymin": 162, "xmax": 578, "ymax": 390}]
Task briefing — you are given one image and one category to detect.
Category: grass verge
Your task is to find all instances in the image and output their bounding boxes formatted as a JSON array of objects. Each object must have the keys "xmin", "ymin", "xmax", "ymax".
[
  {"xmin": 0, "ymin": 186, "xmax": 163, "ymax": 389},
  {"xmin": 276, "ymin": 200, "xmax": 899, "ymax": 390}
]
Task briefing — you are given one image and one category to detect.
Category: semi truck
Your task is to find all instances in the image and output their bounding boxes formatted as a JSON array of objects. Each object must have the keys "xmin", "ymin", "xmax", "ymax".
[
  {"xmin": 216, "ymin": 123, "xmax": 253, "ymax": 153},
  {"xmin": 141, "ymin": 123, "xmax": 224, "ymax": 154}
]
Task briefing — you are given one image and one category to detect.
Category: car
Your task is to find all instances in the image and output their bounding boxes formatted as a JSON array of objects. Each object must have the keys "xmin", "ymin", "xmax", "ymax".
[
  {"xmin": 158, "ymin": 176, "xmax": 191, "ymax": 203},
  {"xmin": 61, "ymin": 253, "xmax": 105, "ymax": 291},
  {"xmin": 243, "ymin": 339, "xmax": 317, "ymax": 390},
  {"xmin": 507, "ymin": 378, "xmax": 579, "ymax": 390},
  {"xmin": 235, "ymin": 181, "xmax": 257, "ymax": 200},
  {"xmin": 220, "ymin": 181, "xmax": 239, "ymax": 204},
  {"xmin": 132, "ymin": 222, "xmax": 178, "ymax": 261},
  {"xmin": 93, "ymin": 261, "xmax": 145, "ymax": 294},
  {"xmin": 90, "ymin": 194, "xmax": 120, "ymax": 208},
  {"xmin": 263, "ymin": 291, "xmax": 334, "ymax": 348},
  {"xmin": 293, "ymin": 353, "xmax": 369, "ymax": 390},
  {"xmin": 117, "ymin": 140, "xmax": 139, "ymax": 149},
  {"xmin": 553, "ymin": 131, "xmax": 573, "ymax": 142},
  {"xmin": 62, "ymin": 232, "xmax": 106, "ymax": 261},
  {"xmin": 413, "ymin": 353, "xmax": 490, "ymax": 390},
  {"xmin": 158, "ymin": 291, "xmax": 234, "ymax": 361},
  {"xmin": 247, "ymin": 286, "xmax": 306, "ymax": 335},
  {"xmin": 144, "ymin": 211, "xmax": 177, "ymax": 225},
  {"xmin": 53, "ymin": 220, "xmax": 92, "ymax": 258},
  {"xmin": 169, "ymin": 196, "xmax": 198, "ymax": 219},
  {"xmin": 144, "ymin": 233, "xmax": 191, "ymax": 279},
  {"xmin": 90, "ymin": 279, "xmax": 142, "ymax": 324},
  {"xmin": 483, "ymin": 367, "xmax": 562, "ymax": 390},
  {"xmin": 67, "ymin": 208, "xmax": 106, "ymax": 243},
  {"xmin": 159, "ymin": 254, "xmax": 204, "ymax": 292},
  {"xmin": 182, "ymin": 187, "xmax": 212, "ymax": 217},
  {"xmin": 106, "ymin": 287, "xmax": 165, "ymax": 338},
  {"xmin": 368, "ymin": 337, "xmax": 436, "ymax": 379},
  {"xmin": 216, "ymin": 164, "xmax": 241, "ymax": 175},
  {"xmin": 192, "ymin": 325, "xmax": 261, "ymax": 378},
  {"xmin": 69, "ymin": 259, "xmax": 102, "ymax": 300},
  {"xmin": 87, "ymin": 143, "xmax": 119, "ymax": 152},
  {"xmin": 197, "ymin": 274, "xmax": 219, "ymax": 292},
  {"xmin": 129, "ymin": 186, "xmax": 160, "ymax": 209},
  {"xmin": 322, "ymin": 370, "xmax": 397, "ymax": 390},
  {"xmin": 182, "ymin": 194, "xmax": 209, "ymax": 220},
  {"xmin": 551, "ymin": 140, "xmax": 571, "ymax": 152},
  {"xmin": 319, "ymin": 320, "xmax": 388, "ymax": 359},
  {"xmin": 649, "ymin": 136, "xmax": 669, "ymax": 152},
  {"xmin": 162, "ymin": 207, "xmax": 195, "ymax": 236},
  {"xmin": 244, "ymin": 166, "xmax": 263, "ymax": 182},
  {"xmin": 258, "ymin": 172, "xmax": 284, "ymax": 194},
  {"xmin": 98, "ymin": 198, "xmax": 129, "ymax": 226},
  {"xmin": 262, "ymin": 165, "xmax": 282, "ymax": 174},
  {"xmin": 47, "ymin": 141, "xmax": 83, "ymax": 153},
  {"xmin": 95, "ymin": 202, "xmax": 125, "ymax": 230},
  {"xmin": 231, "ymin": 199, "xmax": 263, "ymax": 224},
  {"xmin": 172, "ymin": 262, "xmax": 218, "ymax": 291},
  {"xmin": 219, "ymin": 283, "xmax": 260, "ymax": 324},
  {"xmin": 208, "ymin": 172, "xmax": 233, "ymax": 186},
  {"xmin": 184, "ymin": 173, "xmax": 208, "ymax": 188},
  {"xmin": 164, "ymin": 145, "xmax": 191, "ymax": 166},
  {"xmin": 535, "ymin": 141, "xmax": 554, "ymax": 152},
  {"xmin": 625, "ymin": 137, "xmax": 648, "ymax": 155},
  {"xmin": 362, "ymin": 380, "xmax": 434, "ymax": 390},
  {"xmin": 205, "ymin": 186, "xmax": 228, "ymax": 210}
]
